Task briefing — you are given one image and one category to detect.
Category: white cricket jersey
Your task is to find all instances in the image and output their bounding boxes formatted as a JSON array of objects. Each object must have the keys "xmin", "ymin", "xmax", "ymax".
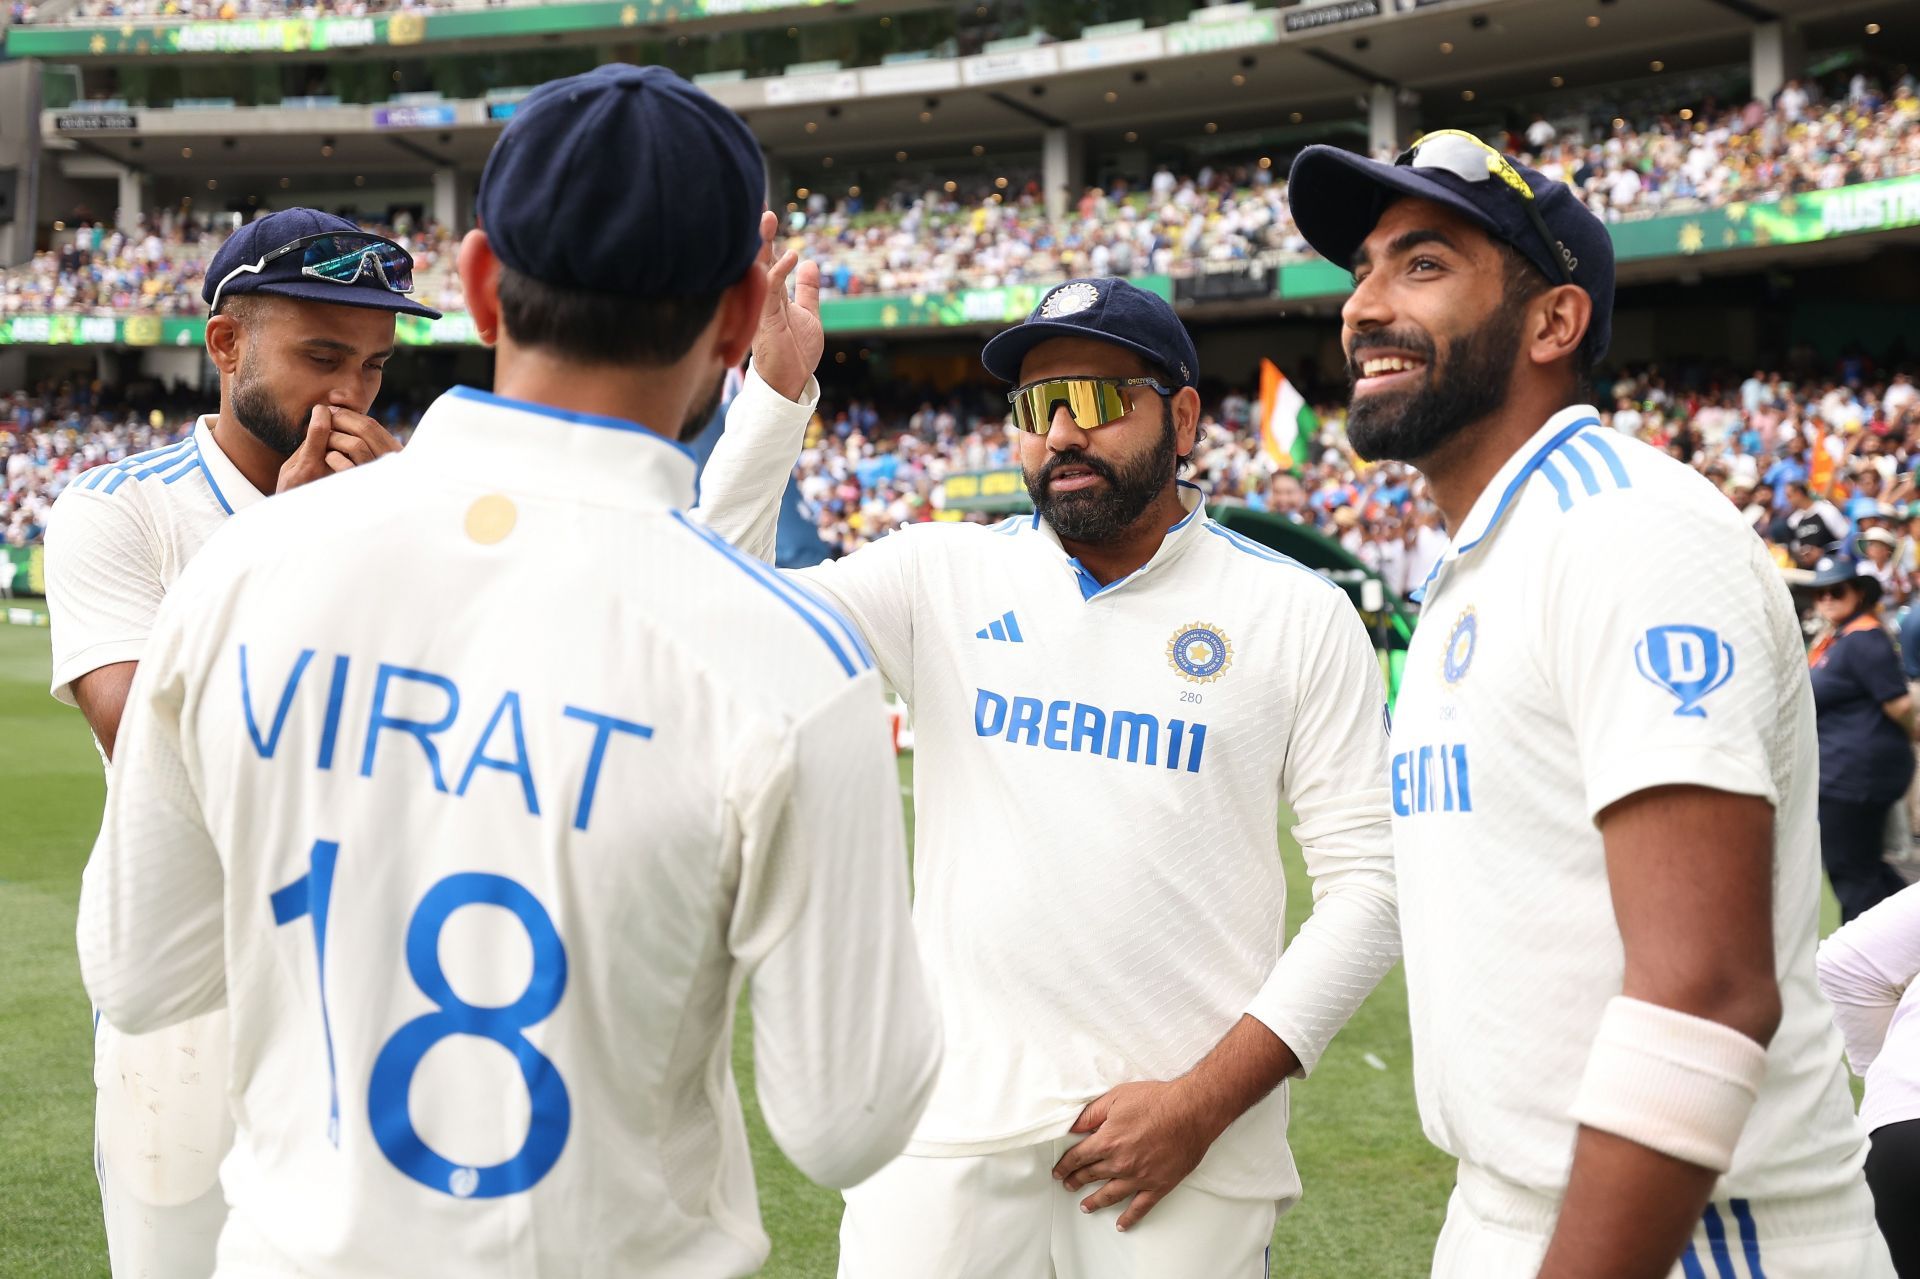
[
  {"xmin": 43, "ymin": 414, "xmax": 264, "ymax": 1219},
  {"xmin": 46, "ymin": 416, "xmax": 265, "ymax": 710},
  {"xmin": 77, "ymin": 379, "xmax": 941, "ymax": 1278},
  {"xmin": 1391, "ymin": 405, "xmax": 1868, "ymax": 1201},
  {"xmin": 699, "ymin": 374, "xmax": 1400, "ymax": 1202}
]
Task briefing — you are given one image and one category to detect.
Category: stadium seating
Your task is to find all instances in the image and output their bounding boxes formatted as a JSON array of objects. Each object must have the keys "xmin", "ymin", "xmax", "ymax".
[
  {"xmin": 11, "ymin": 0, "xmax": 455, "ymax": 24},
  {"xmin": 11, "ymin": 366, "xmax": 1919, "ymax": 610},
  {"xmin": 5, "ymin": 82, "xmax": 1915, "ymax": 312}
]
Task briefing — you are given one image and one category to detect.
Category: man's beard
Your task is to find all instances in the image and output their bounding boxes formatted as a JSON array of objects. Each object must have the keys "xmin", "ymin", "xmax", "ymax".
[
  {"xmin": 678, "ymin": 370, "xmax": 727, "ymax": 444},
  {"xmin": 1345, "ymin": 305, "xmax": 1526, "ymax": 463},
  {"xmin": 231, "ymin": 348, "xmax": 310, "ymax": 458},
  {"xmin": 1024, "ymin": 405, "xmax": 1177, "ymax": 543}
]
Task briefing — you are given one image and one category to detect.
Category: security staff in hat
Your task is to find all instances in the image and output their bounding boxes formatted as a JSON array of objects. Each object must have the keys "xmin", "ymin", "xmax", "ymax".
[
  {"xmin": 1289, "ymin": 135, "xmax": 1894, "ymax": 1277},
  {"xmin": 44, "ymin": 207, "xmax": 435, "ymax": 1279},
  {"xmin": 1807, "ymin": 553, "xmax": 1914, "ymax": 925},
  {"xmin": 700, "ymin": 269, "xmax": 1400, "ymax": 1271},
  {"xmin": 75, "ymin": 64, "xmax": 939, "ymax": 1278}
]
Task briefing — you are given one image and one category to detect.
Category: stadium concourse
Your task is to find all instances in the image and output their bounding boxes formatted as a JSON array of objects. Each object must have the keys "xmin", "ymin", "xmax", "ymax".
[
  {"xmin": 9, "ymin": 363, "xmax": 1920, "ymax": 603},
  {"xmin": 4, "ymin": 80, "xmax": 1916, "ymax": 311}
]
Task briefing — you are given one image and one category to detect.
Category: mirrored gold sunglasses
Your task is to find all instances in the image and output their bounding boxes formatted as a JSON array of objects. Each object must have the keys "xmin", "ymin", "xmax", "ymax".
[{"xmin": 1007, "ymin": 376, "xmax": 1173, "ymax": 434}]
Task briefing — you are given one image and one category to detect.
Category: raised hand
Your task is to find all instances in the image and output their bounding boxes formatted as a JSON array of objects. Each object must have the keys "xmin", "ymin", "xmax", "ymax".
[{"xmin": 750, "ymin": 208, "xmax": 824, "ymax": 403}]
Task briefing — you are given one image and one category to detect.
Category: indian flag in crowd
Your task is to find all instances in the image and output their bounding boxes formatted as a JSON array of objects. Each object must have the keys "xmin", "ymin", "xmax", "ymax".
[{"xmin": 1257, "ymin": 359, "xmax": 1317, "ymax": 471}]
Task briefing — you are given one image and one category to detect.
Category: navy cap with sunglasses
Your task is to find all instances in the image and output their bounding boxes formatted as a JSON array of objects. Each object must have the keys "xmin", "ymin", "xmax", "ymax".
[
  {"xmin": 1288, "ymin": 133, "xmax": 1614, "ymax": 361},
  {"xmin": 202, "ymin": 208, "xmax": 441, "ymax": 319}
]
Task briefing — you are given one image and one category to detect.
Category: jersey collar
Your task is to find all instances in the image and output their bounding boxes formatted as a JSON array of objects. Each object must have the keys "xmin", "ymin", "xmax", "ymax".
[
  {"xmin": 1031, "ymin": 479, "xmax": 1210, "ymax": 601},
  {"xmin": 404, "ymin": 386, "xmax": 697, "ymax": 509},
  {"xmin": 1410, "ymin": 404, "xmax": 1602, "ymax": 605},
  {"xmin": 193, "ymin": 415, "xmax": 267, "ymax": 517}
]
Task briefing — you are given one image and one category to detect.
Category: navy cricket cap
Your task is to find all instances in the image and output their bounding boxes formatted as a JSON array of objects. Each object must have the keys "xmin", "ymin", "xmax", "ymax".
[
  {"xmin": 1288, "ymin": 142, "xmax": 1614, "ymax": 361},
  {"xmin": 476, "ymin": 63, "xmax": 764, "ymax": 298},
  {"xmin": 202, "ymin": 207, "xmax": 440, "ymax": 319},
  {"xmin": 981, "ymin": 278, "xmax": 1199, "ymax": 388}
]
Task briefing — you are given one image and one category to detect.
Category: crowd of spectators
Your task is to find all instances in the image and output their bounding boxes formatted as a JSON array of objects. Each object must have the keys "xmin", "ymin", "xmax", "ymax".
[
  {"xmin": 773, "ymin": 360, "xmax": 1920, "ymax": 612},
  {"xmin": 8, "ymin": 0, "xmax": 457, "ymax": 25},
  {"xmin": 4, "ymin": 77, "xmax": 1914, "ymax": 314},
  {"xmin": 2, "ymin": 380, "xmax": 198, "ymax": 548},
  {"xmin": 783, "ymin": 75, "xmax": 1920, "ymax": 297},
  {"xmin": 9, "ymin": 360, "xmax": 1920, "ymax": 628},
  {"xmin": 0, "ymin": 211, "xmax": 464, "ymax": 319}
]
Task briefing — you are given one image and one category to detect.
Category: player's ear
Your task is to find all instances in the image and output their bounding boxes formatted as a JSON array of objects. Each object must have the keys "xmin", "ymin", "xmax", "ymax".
[
  {"xmin": 205, "ymin": 312, "xmax": 242, "ymax": 377},
  {"xmin": 711, "ymin": 259, "xmax": 770, "ymax": 370},
  {"xmin": 457, "ymin": 228, "xmax": 502, "ymax": 346},
  {"xmin": 1529, "ymin": 283, "xmax": 1590, "ymax": 372},
  {"xmin": 1172, "ymin": 385, "xmax": 1202, "ymax": 460}
]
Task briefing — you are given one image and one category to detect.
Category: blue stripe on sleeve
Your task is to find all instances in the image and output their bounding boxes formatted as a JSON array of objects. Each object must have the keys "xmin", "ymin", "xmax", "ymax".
[
  {"xmin": 1701, "ymin": 1204, "xmax": 1738, "ymax": 1279},
  {"xmin": 784, "ymin": 572, "xmax": 878, "ymax": 668},
  {"xmin": 1578, "ymin": 431, "xmax": 1632, "ymax": 489},
  {"xmin": 1204, "ymin": 523, "xmax": 1335, "ymax": 587},
  {"xmin": 158, "ymin": 452, "xmax": 202, "ymax": 485},
  {"xmin": 89, "ymin": 439, "xmax": 193, "ymax": 493},
  {"xmin": 1680, "ymin": 1242, "xmax": 1707, "ymax": 1279},
  {"xmin": 1729, "ymin": 1199, "xmax": 1767, "ymax": 1279},
  {"xmin": 1537, "ymin": 457, "xmax": 1574, "ymax": 511},
  {"xmin": 82, "ymin": 462, "xmax": 128, "ymax": 491},
  {"xmin": 131, "ymin": 439, "xmax": 193, "ymax": 477},
  {"xmin": 670, "ymin": 512, "xmax": 869, "ymax": 678},
  {"xmin": 1555, "ymin": 438, "xmax": 1602, "ymax": 496}
]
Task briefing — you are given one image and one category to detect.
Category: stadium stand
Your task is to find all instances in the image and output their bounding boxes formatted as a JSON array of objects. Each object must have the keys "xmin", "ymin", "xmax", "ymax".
[
  {"xmin": 12, "ymin": 0, "xmax": 461, "ymax": 24},
  {"xmin": 5, "ymin": 80, "xmax": 1914, "ymax": 310},
  {"xmin": 12, "ymin": 363, "xmax": 1919, "ymax": 609}
]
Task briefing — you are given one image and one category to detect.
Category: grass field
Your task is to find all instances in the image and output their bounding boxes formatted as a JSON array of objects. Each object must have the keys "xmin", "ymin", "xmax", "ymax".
[{"xmin": 0, "ymin": 610, "xmax": 1456, "ymax": 1276}]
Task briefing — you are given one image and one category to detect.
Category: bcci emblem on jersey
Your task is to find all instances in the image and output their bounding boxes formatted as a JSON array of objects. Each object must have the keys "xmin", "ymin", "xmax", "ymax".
[
  {"xmin": 1442, "ymin": 609, "xmax": 1477, "ymax": 684},
  {"xmin": 1634, "ymin": 624, "xmax": 1735, "ymax": 718},
  {"xmin": 1168, "ymin": 623, "xmax": 1233, "ymax": 684}
]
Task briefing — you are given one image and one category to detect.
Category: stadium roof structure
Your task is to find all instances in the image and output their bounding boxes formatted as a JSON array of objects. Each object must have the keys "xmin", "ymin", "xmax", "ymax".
[{"xmin": 28, "ymin": 0, "xmax": 1903, "ymax": 174}]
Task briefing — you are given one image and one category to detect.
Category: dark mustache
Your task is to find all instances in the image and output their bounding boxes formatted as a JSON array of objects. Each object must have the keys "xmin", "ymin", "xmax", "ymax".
[
  {"xmin": 1346, "ymin": 331, "xmax": 1438, "ymax": 383},
  {"xmin": 1039, "ymin": 450, "xmax": 1119, "ymax": 487}
]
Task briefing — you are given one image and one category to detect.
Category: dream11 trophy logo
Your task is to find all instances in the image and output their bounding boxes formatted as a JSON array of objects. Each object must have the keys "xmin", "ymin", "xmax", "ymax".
[{"xmin": 1634, "ymin": 624, "xmax": 1735, "ymax": 718}]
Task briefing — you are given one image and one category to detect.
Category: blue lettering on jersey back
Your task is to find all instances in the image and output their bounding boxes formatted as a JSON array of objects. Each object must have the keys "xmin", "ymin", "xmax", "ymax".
[
  {"xmin": 362, "ymin": 664, "xmax": 462, "ymax": 792},
  {"xmin": 974, "ymin": 687, "xmax": 1207, "ymax": 773},
  {"xmin": 1391, "ymin": 743, "xmax": 1474, "ymax": 816},
  {"xmin": 1634, "ymin": 624, "xmax": 1735, "ymax": 718},
  {"xmin": 559, "ymin": 708, "xmax": 654, "ymax": 832},
  {"xmin": 240, "ymin": 644, "xmax": 316, "ymax": 760},
  {"xmin": 455, "ymin": 691, "xmax": 540, "ymax": 816},
  {"xmin": 235, "ymin": 644, "xmax": 652, "ymax": 833}
]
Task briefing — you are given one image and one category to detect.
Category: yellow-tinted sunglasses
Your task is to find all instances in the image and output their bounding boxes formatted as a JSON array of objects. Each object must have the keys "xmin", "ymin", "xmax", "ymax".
[{"xmin": 1007, "ymin": 376, "xmax": 1173, "ymax": 434}]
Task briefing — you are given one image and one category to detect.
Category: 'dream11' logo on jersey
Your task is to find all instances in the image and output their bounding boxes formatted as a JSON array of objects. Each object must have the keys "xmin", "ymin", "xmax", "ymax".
[{"xmin": 1633, "ymin": 624, "xmax": 1735, "ymax": 718}]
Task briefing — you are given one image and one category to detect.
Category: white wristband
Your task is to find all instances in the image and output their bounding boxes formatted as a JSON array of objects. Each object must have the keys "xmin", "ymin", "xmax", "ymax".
[{"xmin": 1568, "ymin": 996, "xmax": 1769, "ymax": 1173}]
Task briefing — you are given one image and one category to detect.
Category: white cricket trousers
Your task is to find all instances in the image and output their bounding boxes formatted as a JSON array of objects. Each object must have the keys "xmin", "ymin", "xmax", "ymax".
[
  {"xmin": 94, "ymin": 1010, "xmax": 233, "ymax": 1279},
  {"xmin": 837, "ymin": 1137, "xmax": 1279, "ymax": 1279},
  {"xmin": 1432, "ymin": 1161, "xmax": 1896, "ymax": 1279}
]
